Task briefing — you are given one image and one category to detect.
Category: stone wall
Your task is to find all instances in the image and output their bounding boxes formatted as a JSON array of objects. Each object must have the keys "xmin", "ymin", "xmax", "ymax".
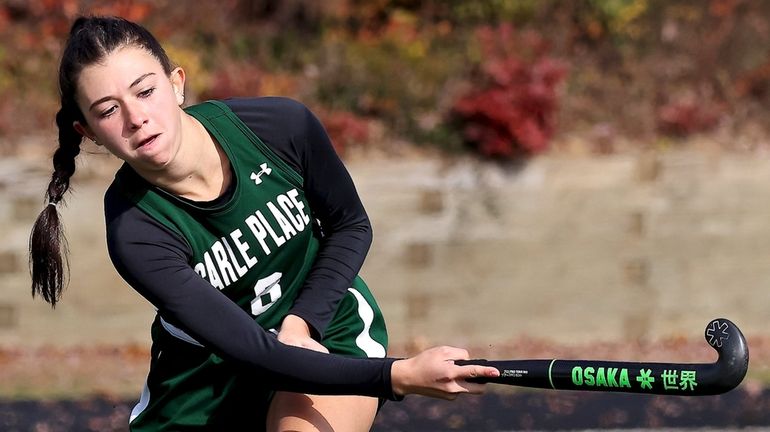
[
  {"xmin": 1, "ymin": 149, "xmax": 768, "ymax": 348},
  {"xmin": 356, "ymin": 151, "xmax": 770, "ymax": 346}
]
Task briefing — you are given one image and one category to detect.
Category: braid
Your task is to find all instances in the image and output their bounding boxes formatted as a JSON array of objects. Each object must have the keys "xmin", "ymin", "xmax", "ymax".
[
  {"xmin": 28, "ymin": 105, "xmax": 83, "ymax": 307},
  {"xmin": 29, "ymin": 15, "xmax": 175, "ymax": 306},
  {"xmin": 48, "ymin": 107, "xmax": 83, "ymax": 204}
]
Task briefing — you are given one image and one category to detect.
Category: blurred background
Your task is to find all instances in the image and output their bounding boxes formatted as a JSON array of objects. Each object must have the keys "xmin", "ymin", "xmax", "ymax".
[{"xmin": 2, "ymin": 0, "xmax": 770, "ymax": 430}]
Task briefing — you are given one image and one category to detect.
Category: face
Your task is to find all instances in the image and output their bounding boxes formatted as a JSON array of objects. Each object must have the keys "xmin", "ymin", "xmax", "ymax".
[{"xmin": 73, "ymin": 45, "xmax": 185, "ymax": 174}]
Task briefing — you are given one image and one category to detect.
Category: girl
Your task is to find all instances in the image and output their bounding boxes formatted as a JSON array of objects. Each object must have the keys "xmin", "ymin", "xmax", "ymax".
[{"xmin": 29, "ymin": 16, "xmax": 498, "ymax": 431}]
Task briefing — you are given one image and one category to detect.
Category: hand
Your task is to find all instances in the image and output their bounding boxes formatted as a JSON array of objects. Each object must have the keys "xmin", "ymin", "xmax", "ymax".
[
  {"xmin": 390, "ymin": 346, "xmax": 500, "ymax": 400},
  {"xmin": 277, "ymin": 314, "xmax": 329, "ymax": 354}
]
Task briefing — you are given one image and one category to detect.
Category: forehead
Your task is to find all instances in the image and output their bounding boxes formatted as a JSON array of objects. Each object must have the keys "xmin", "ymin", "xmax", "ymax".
[{"xmin": 76, "ymin": 46, "xmax": 164, "ymax": 101}]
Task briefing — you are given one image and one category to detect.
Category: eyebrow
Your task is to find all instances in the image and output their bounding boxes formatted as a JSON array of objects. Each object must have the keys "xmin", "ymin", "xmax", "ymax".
[{"xmin": 88, "ymin": 72, "xmax": 156, "ymax": 111}]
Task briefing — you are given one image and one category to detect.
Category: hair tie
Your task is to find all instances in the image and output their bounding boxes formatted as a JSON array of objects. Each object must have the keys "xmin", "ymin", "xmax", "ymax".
[{"xmin": 47, "ymin": 201, "xmax": 58, "ymax": 208}]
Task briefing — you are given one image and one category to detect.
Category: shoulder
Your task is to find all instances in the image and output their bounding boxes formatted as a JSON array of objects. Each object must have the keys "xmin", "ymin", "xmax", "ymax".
[
  {"xmin": 104, "ymin": 168, "xmax": 141, "ymax": 225},
  {"xmin": 103, "ymin": 179, "xmax": 150, "ymax": 243},
  {"xmin": 223, "ymin": 96, "xmax": 313, "ymax": 122},
  {"xmin": 104, "ymin": 178, "xmax": 190, "ymax": 259},
  {"xmin": 220, "ymin": 97, "xmax": 318, "ymax": 141},
  {"xmin": 218, "ymin": 97, "xmax": 322, "ymax": 176}
]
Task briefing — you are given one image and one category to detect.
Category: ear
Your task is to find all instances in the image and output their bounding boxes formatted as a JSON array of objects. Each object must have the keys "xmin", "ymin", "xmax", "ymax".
[
  {"xmin": 72, "ymin": 121, "xmax": 97, "ymax": 143},
  {"xmin": 170, "ymin": 67, "xmax": 186, "ymax": 106}
]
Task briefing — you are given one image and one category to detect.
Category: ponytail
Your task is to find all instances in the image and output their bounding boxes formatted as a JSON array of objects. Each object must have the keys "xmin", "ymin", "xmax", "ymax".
[
  {"xmin": 29, "ymin": 15, "xmax": 173, "ymax": 306},
  {"xmin": 29, "ymin": 105, "xmax": 83, "ymax": 307}
]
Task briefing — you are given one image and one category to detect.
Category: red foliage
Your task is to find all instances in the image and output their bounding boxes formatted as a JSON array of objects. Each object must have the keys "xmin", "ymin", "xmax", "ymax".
[
  {"xmin": 90, "ymin": 0, "xmax": 153, "ymax": 22},
  {"xmin": 452, "ymin": 24, "xmax": 568, "ymax": 158},
  {"xmin": 200, "ymin": 63, "xmax": 264, "ymax": 101},
  {"xmin": 316, "ymin": 110, "xmax": 371, "ymax": 155},
  {"xmin": 656, "ymin": 99, "xmax": 724, "ymax": 136}
]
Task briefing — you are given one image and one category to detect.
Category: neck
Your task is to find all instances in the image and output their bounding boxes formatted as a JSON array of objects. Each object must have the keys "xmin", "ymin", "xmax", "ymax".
[{"xmin": 142, "ymin": 113, "xmax": 231, "ymax": 201}]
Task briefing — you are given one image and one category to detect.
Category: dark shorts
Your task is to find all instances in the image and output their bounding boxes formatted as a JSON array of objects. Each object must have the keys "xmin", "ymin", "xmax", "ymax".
[{"xmin": 128, "ymin": 279, "xmax": 388, "ymax": 431}]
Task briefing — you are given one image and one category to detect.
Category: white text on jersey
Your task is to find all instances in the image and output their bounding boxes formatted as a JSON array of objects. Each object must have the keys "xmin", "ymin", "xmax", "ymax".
[{"xmin": 192, "ymin": 188, "xmax": 311, "ymax": 289}]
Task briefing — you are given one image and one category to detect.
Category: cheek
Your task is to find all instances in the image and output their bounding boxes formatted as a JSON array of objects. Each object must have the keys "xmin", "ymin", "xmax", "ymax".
[
  {"xmin": 156, "ymin": 92, "xmax": 181, "ymax": 123},
  {"xmin": 161, "ymin": 100, "xmax": 183, "ymax": 131},
  {"xmin": 92, "ymin": 119, "xmax": 123, "ymax": 140},
  {"xmin": 91, "ymin": 119, "xmax": 130, "ymax": 150}
]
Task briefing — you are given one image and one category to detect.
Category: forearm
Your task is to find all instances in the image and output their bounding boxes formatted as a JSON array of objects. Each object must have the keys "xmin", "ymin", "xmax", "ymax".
[
  {"xmin": 249, "ymin": 98, "xmax": 374, "ymax": 337},
  {"xmin": 225, "ymin": 97, "xmax": 373, "ymax": 338},
  {"xmin": 105, "ymin": 194, "xmax": 396, "ymax": 399},
  {"xmin": 288, "ymin": 219, "xmax": 372, "ymax": 336}
]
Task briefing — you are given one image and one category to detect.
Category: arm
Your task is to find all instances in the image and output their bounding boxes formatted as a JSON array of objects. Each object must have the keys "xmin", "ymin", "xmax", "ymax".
[
  {"xmin": 105, "ymin": 184, "xmax": 499, "ymax": 399},
  {"xmin": 105, "ymin": 189, "xmax": 387, "ymax": 397},
  {"xmin": 225, "ymin": 97, "xmax": 372, "ymax": 339}
]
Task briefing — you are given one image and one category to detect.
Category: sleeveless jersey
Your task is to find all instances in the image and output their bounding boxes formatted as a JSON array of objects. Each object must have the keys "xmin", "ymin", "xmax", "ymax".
[
  {"xmin": 114, "ymin": 100, "xmax": 321, "ymax": 338},
  {"xmin": 114, "ymin": 101, "xmax": 389, "ymax": 430}
]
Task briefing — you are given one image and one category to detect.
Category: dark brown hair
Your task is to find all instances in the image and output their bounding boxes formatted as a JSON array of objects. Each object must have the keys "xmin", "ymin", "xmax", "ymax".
[{"xmin": 29, "ymin": 16, "xmax": 174, "ymax": 306}]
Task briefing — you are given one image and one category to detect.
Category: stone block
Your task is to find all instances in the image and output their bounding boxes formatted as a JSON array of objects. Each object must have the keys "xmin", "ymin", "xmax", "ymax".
[{"xmin": 0, "ymin": 251, "xmax": 21, "ymax": 274}]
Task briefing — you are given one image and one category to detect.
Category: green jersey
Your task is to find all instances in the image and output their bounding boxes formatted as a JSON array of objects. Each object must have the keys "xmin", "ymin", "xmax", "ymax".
[{"xmin": 112, "ymin": 100, "xmax": 388, "ymax": 430}]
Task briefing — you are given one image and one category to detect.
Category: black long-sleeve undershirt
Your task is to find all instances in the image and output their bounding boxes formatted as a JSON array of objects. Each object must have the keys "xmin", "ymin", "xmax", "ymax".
[
  {"xmin": 103, "ymin": 97, "xmax": 395, "ymax": 399},
  {"xmin": 224, "ymin": 97, "xmax": 373, "ymax": 337}
]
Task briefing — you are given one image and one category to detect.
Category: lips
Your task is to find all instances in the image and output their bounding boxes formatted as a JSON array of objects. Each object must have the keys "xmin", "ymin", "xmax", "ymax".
[{"xmin": 135, "ymin": 133, "xmax": 160, "ymax": 149}]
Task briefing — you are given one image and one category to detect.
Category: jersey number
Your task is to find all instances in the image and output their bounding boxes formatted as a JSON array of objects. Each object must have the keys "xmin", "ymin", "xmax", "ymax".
[{"xmin": 251, "ymin": 272, "xmax": 283, "ymax": 316}]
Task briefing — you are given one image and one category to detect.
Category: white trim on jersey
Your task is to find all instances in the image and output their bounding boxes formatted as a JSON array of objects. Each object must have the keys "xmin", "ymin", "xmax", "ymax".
[
  {"xmin": 160, "ymin": 316, "xmax": 205, "ymax": 347},
  {"xmin": 130, "ymin": 371, "xmax": 152, "ymax": 423},
  {"xmin": 348, "ymin": 288, "xmax": 386, "ymax": 358}
]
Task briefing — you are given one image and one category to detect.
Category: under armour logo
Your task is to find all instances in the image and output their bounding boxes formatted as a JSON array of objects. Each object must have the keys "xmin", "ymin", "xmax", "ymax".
[{"xmin": 250, "ymin": 163, "xmax": 272, "ymax": 185}]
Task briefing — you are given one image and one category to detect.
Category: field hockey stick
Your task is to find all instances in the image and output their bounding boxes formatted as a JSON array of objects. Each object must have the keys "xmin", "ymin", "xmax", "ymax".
[{"xmin": 455, "ymin": 318, "xmax": 748, "ymax": 396}]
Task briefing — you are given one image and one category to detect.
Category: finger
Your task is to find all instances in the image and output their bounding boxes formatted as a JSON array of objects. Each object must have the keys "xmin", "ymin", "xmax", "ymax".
[
  {"xmin": 459, "ymin": 381, "xmax": 489, "ymax": 395},
  {"xmin": 456, "ymin": 364, "xmax": 500, "ymax": 380},
  {"xmin": 429, "ymin": 385, "xmax": 464, "ymax": 400},
  {"xmin": 441, "ymin": 380, "xmax": 480, "ymax": 397},
  {"xmin": 442, "ymin": 376, "xmax": 490, "ymax": 396},
  {"xmin": 428, "ymin": 392, "xmax": 459, "ymax": 401},
  {"xmin": 442, "ymin": 393, "xmax": 459, "ymax": 401}
]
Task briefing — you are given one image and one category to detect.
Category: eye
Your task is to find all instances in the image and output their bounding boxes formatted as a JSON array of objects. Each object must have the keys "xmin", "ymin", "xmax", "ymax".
[
  {"xmin": 138, "ymin": 87, "xmax": 156, "ymax": 98},
  {"xmin": 99, "ymin": 106, "xmax": 117, "ymax": 118}
]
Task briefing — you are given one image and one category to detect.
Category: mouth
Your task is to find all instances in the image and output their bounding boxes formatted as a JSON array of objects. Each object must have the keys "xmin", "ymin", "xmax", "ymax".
[{"xmin": 136, "ymin": 133, "xmax": 160, "ymax": 149}]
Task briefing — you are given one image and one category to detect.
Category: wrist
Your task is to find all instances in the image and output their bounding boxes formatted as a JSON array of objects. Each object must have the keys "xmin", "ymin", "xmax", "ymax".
[{"xmin": 390, "ymin": 358, "xmax": 411, "ymax": 397}]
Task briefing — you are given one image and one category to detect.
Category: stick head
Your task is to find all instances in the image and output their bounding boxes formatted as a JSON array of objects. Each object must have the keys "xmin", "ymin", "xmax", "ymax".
[{"xmin": 705, "ymin": 318, "xmax": 749, "ymax": 393}]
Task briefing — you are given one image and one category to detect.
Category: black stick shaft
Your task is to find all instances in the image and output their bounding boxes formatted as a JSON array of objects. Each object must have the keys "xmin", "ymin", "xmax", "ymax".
[
  {"xmin": 456, "ymin": 318, "xmax": 749, "ymax": 396},
  {"xmin": 458, "ymin": 358, "xmax": 725, "ymax": 395}
]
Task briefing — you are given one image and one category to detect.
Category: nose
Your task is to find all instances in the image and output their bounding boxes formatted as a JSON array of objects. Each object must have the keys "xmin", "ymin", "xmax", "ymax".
[{"xmin": 124, "ymin": 102, "xmax": 148, "ymax": 130}]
